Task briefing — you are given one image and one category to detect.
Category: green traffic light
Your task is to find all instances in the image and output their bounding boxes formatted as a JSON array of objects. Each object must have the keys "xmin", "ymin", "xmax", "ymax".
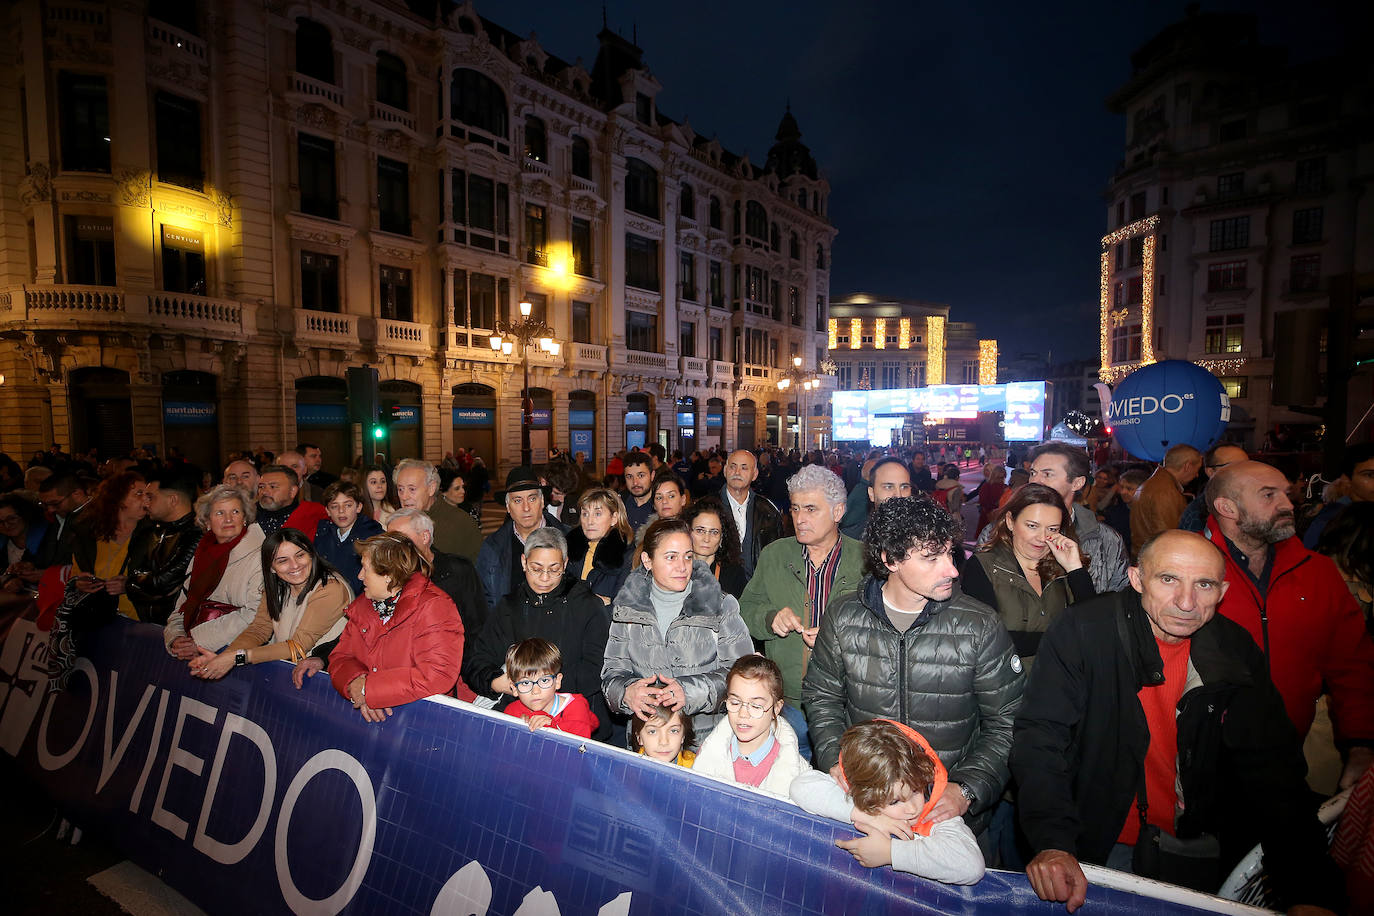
[{"xmin": 372, "ymin": 425, "xmax": 386, "ymax": 439}]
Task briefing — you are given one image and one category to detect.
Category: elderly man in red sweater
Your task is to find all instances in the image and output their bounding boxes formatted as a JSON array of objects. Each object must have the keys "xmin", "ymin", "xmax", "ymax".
[{"xmin": 1204, "ymin": 460, "xmax": 1374, "ymax": 789}]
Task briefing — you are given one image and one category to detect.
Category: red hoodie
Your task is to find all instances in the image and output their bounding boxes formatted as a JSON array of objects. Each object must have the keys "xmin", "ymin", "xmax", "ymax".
[{"xmin": 1205, "ymin": 515, "xmax": 1374, "ymax": 744}]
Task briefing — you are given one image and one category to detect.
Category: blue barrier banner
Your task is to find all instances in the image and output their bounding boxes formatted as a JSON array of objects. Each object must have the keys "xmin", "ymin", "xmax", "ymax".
[{"xmin": 0, "ymin": 617, "xmax": 1234, "ymax": 916}]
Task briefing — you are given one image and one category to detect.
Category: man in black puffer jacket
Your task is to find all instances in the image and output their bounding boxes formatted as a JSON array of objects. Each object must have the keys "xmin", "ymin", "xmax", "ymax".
[{"xmin": 803, "ymin": 496, "xmax": 1025, "ymax": 836}]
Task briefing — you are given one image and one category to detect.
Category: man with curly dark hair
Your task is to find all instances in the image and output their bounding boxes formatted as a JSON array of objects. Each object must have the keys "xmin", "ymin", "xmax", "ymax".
[{"xmin": 803, "ymin": 495, "xmax": 1025, "ymax": 841}]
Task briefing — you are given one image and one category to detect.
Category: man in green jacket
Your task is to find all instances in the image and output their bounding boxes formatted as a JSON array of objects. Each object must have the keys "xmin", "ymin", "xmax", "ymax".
[{"xmin": 740, "ymin": 464, "xmax": 864, "ymax": 761}]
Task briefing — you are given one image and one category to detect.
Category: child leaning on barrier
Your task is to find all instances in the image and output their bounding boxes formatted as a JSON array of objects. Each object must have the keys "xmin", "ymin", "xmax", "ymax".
[
  {"xmin": 501, "ymin": 638, "xmax": 599, "ymax": 738},
  {"xmin": 692, "ymin": 655, "xmax": 807, "ymax": 796},
  {"xmin": 629, "ymin": 704, "xmax": 697, "ymax": 767},
  {"xmin": 789, "ymin": 719, "xmax": 985, "ymax": 885}
]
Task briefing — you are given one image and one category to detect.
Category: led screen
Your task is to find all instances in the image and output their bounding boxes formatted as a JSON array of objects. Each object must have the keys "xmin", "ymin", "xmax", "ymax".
[{"xmin": 831, "ymin": 382, "xmax": 1046, "ymax": 442}]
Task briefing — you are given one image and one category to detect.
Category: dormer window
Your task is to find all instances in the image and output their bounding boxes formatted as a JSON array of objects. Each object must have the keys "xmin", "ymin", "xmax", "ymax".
[{"xmin": 635, "ymin": 92, "xmax": 653, "ymax": 125}]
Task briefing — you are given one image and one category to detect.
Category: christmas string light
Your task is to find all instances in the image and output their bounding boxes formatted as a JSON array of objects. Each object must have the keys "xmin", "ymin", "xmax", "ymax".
[
  {"xmin": 1099, "ymin": 251, "xmax": 1112, "ymax": 381},
  {"xmin": 978, "ymin": 339, "xmax": 998, "ymax": 384},
  {"xmin": 926, "ymin": 316, "xmax": 945, "ymax": 386},
  {"xmin": 850, "ymin": 317, "xmax": 861, "ymax": 350},
  {"xmin": 873, "ymin": 317, "xmax": 886, "ymax": 349},
  {"xmin": 828, "ymin": 318, "xmax": 838, "ymax": 351},
  {"xmin": 1194, "ymin": 357, "xmax": 1248, "ymax": 374},
  {"xmin": 1141, "ymin": 233, "xmax": 1156, "ymax": 365},
  {"xmin": 899, "ymin": 317, "xmax": 911, "ymax": 349},
  {"xmin": 1100, "ymin": 215, "xmax": 1160, "ymax": 250}
]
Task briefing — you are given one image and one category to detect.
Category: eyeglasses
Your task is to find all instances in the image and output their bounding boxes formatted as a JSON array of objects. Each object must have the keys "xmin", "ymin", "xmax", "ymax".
[
  {"xmin": 691, "ymin": 526, "xmax": 722, "ymax": 538},
  {"xmin": 724, "ymin": 697, "xmax": 773, "ymax": 717},
  {"xmin": 526, "ymin": 564, "xmax": 564, "ymax": 579},
  {"xmin": 514, "ymin": 675, "xmax": 556, "ymax": 693},
  {"xmin": 0, "ymin": 514, "xmax": 21, "ymax": 527}
]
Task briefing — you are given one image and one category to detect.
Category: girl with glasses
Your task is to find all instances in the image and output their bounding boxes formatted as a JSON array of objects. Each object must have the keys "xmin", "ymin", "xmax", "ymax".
[{"xmin": 692, "ymin": 654, "xmax": 805, "ymax": 797}]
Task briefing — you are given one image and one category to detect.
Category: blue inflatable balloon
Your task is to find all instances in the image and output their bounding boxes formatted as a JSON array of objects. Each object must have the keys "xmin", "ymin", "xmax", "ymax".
[{"xmin": 1104, "ymin": 360, "xmax": 1230, "ymax": 462}]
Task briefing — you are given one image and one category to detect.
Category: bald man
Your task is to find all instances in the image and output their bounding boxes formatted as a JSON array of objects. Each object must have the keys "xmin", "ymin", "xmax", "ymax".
[
  {"xmin": 1130, "ymin": 443, "xmax": 1202, "ymax": 558},
  {"xmin": 720, "ymin": 449, "xmax": 781, "ymax": 577},
  {"xmin": 1179, "ymin": 443, "xmax": 1247, "ymax": 532},
  {"xmin": 223, "ymin": 459, "xmax": 260, "ymax": 497},
  {"xmin": 1205, "ymin": 460, "xmax": 1374, "ymax": 789},
  {"xmin": 1013, "ymin": 530, "xmax": 1342, "ymax": 912}
]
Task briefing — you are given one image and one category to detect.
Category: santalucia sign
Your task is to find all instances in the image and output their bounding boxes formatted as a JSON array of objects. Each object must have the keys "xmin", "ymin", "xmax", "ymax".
[{"xmin": 0, "ymin": 618, "xmax": 1245, "ymax": 915}]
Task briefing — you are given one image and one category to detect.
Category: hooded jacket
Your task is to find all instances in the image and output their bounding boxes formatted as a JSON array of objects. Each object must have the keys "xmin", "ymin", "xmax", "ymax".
[
  {"xmin": 802, "ymin": 575, "xmax": 1025, "ymax": 833},
  {"xmin": 1011, "ymin": 587, "xmax": 1345, "ymax": 911},
  {"xmin": 601, "ymin": 562, "xmax": 754, "ymax": 737}
]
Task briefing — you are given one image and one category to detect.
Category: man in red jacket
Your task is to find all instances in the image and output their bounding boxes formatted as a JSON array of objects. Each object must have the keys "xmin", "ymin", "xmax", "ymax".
[{"xmin": 1205, "ymin": 460, "xmax": 1374, "ymax": 789}]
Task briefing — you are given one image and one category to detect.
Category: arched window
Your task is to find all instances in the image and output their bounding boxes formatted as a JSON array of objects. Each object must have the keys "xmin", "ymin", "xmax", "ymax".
[
  {"xmin": 451, "ymin": 68, "xmax": 507, "ymax": 138},
  {"xmin": 524, "ymin": 114, "xmax": 547, "ymax": 162},
  {"xmin": 376, "ymin": 52, "xmax": 408, "ymax": 111},
  {"xmin": 295, "ymin": 18, "xmax": 334, "ymax": 84},
  {"xmin": 745, "ymin": 201, "xmax": 768, "ymax": 241},
  {"xmin": 709, "ymin": 195, "xmax": 722, "ymax": 230},
  {"xmin": 789, "ymin": 231, "xmax": 800, "ymax": 260},
  {"xmin": 815, "ymin": 243, "xmax": 826, "ymax": 270},
  {"xmin": 769, "ymin": 222, "xmax": 780, "ymax": 251},
  {"xmin": 733, "ymin": 201, "xmax": 742, "ymax": 236},
  {"xmin": 679, "ymin": 183, "xmax": 695, "ymax": 221},
  {"xmin": 625, "ymin": 158, "xmax": 659, "ymax": 218},
  {"xmin": 571, "ymin": 136, "xmax": 591, "ymax": 179}
]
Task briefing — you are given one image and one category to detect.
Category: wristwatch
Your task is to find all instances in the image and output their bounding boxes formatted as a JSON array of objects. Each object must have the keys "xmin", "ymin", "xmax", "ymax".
[
  {"xmin": 955, "ymin": 781, "xmax": 977, "ymax": 807},
  {"xmin": 234, "ymin": 649, "xmax": 248, "ymax": 667}
]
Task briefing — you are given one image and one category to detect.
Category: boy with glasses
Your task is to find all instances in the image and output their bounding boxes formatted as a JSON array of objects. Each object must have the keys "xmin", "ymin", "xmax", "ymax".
[{"xmin": 501, "ymin": 638, "xmax": 599, "ymax": 737}]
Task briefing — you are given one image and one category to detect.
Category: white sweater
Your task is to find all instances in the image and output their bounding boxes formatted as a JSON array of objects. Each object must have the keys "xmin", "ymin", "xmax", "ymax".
[
  {"xmin": 162, "ymin": 524, "xmax": 267, "ymax": 653},
  {"xmin": 692, "ymin": 714, "xmax": 808, "ymax": 798},
  {"xmin": 788, "ymin": 769, "xmax": 985, "ymax": 885}
]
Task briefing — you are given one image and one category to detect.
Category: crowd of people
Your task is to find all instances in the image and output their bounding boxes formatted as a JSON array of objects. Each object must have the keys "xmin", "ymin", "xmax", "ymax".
[{"xmin": 4, "ymin": 434, "xmax": 1374, "ymax": 913}]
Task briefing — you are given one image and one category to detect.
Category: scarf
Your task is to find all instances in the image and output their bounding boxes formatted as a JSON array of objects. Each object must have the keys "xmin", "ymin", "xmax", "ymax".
[
  {"xmin": 181, "ymin": 529, "xmax": 247, "ymax": 616},
  {"xmin": 373, "ymin": 592, "xmax": 400, "ymax": 622}
]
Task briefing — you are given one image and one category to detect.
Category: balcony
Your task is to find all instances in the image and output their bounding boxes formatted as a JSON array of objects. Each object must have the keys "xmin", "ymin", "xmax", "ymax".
[
  {"xmin": 147, "ymin": 19, "xmax": 206, "ymax": 61},
  {"xmin": 293, "ymin": 309, "xmax": 355, "ymax": 350},
  {"xmin": 289, "ymin": 73, "xmax": 343, "ymax": 108},
  {"xmin": 680, "ymin": 356, "xmax": 707, "ymax": 379},
  {"xmin": 522, "ymin": 157, "xmax": 552, "ymax": 177},
  {"xmin": 571, "ymin": 175, "xmax": 596, "ymax": 194},
  {"xmin": 148, "ymin": 291, "xmax": 251, "ymax": 336},
  {"xmin": 369, "ymin": 101, "xmax": 416, "ymax": 134},
  {"xmin": 373, "ymin": 318, "xmax": 432, "ymax": 358},
  {"xmin": 612, "ymin": 349, "xmax": 671, "ymax": 373},
  {"xmin": 0, "ymin": 285, "xmax": 125, "ymax": 328},
  {"xmin": 709, "ymin": 360, "xmax": 736, "ymax": 383},
  {"xmin": 568, "ymin": 343, "xmax": 607, "ymax": 372}
]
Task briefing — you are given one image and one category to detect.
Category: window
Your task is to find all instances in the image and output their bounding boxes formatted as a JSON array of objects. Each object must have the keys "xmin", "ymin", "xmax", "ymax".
[
  {"xmin": 1112, "ymin": 282, "xmax": 1124, "ymax": 308},
  {"xmin": 1219, "ymin": 119, "xmax": 1247, "ymax": 142},
  {"xmin": 880, "ymin": 361, "xmax": 902, "ymax": 390},
  {"xmin": 679, "ymin": 184, "xmax": 695, "ymax": 222},
  {"xmin": 148, "ymin": 0, "xmax": 199, "ymax": 35},
  {"xmin": 297, "ymin": 134, "xmax": 337, "ymax": 220},
  {"xmin": 836, "ymin": 363, "xmax": 852, "ymax": 388},
  {"xmin": 58, "ymin": 72, "xmax": 110, "ymax": 173},
  {"xmin": 1115, "ymin": 200, "xmax": 1126, "ymax": 228},
  {"xmin": 626, "ymin": 310, "xmax": 657, "ymax": 351},
  {"xmin": 522, "ymin": 292, "xmax": 547, "ymax": 325},
  {"xmin": 1129, "ymin": 191, "xmax": 1146, "ymax": 220},
  {"xmin": 910, "ymin": 362, "xmax": 926, "ymax": 388},
  {"xmin": 468, "ymin": 174, "xmax": 493, "ymax": 230},
  {"xmin": 571, "ymin": 136, "xmax": 591, "ymax": 179},
  {"xmin": 1292, "ymin": 207, "xmax": 1323, "ymax": 244},
  {"xmin": 295, "ymin": 18, "xmax": 334, "ymax": 83},
  {"xmin": 161, "ymin": 227, "xmax": 205, "ymax": 295},
  {"xmin": 745, "ymin": 201, "xmax": 768, "ymax": 241},
  {"xmin": 1217, "ymin": 172, "xmax": 1244, "ymax": 197},
  {"xmin": 524, "ymin": 115, "xmax": 546, "ymax": 162},
  {"xmin": 1127, "ymin": 276, "xmax": 1144, "ymax": 304},
  {"xmin": 1290, "ymin": 254, "xmax": 1321, "ymax": 292},
  {"xmin": 962, "ymin": 361, "xmax": 978, "ymax": 385},
  {"xmin": 679, "ymin": 251, "xmax": 696, "ymax": 300},
  {"xmin": 789, "ymin": 232, "xmax": 800, "ymax": 261},
  {"xmin": 709, "ymin": 326, "xmax": 722, "ymax": 361},
  {"xmin": 816, "ymin": 244, "xmax": 826, "ymax": 270},
  {"xmin": 625, "ymin": 158, "xmax": 659, "ymax": 218},
  {"xmin": 635, "ymin": 92, "xmax": 653, "ymax": 125},
  {"xmin": 679, "ymin": 321, "xmax": 696, "ymax": 358},
  {"xmin": 1207, "ymin": 260, "xmax": 1247, "ymax": 292},
  {"xmin": 450, "ymin": 69, "xmax": 507, "ymax": 138},
  {"xmin": 1204, "ymin": 313, "xmax": 1244, "ymax": 354},
  {"xmin": 1111, "ymin": 323, "xmax": 1142, "ymax": 362},
  {"xmin": 572, "ymin": 300, "xmax": 592, "ymax": 344},
  {"xmin": 1219, "ymin": 376, "xmax": 1247, "ymax": 399},
  {"xmin": 1115, "ymin": 243, "xmax": 1126, "ymax": 271},
  {"xmin": 377, "ymin": 157, "xmax": 409, "ymax": 235},
  {"xmin": 466, "ymin": 273, "xmax": 498, "ymax": 329},
  {"xmin": 770, "ymin": 222, "xmax": 780, "ymax": 252},
  {"xmin": 523, "ymin": 203, "xmax": 547, "ymax": 265},
  {"xmin": 375, "ymin": 52, "xmax": 408, "ymax": 110},
  {"xmin": 709, "ymin": 261, "xmax": 723, "ymax": 308},
  {"xmin": 379, "ymin": 266, "xmax": 412, "ymax": 321},
  {"xmin": 1208, "ymin": 216, "xmax": 1250, "ymax": 252},
  {"xmin": 815, "ymin": 296, "xmax": 825, "ymax": 333},
  {"xmin": 1128, "ymin": 237, "xmax": 1144, "ymax": 267},
  {"xmin": 571, "ymin": 218, "xmax": 593, "ymax": 277},
  {"xmin": 449, "ymin": 171, "xmax": 511, "ymax": 250},
  {"xmin": 154, "ymin": 92, "xmax": 202, "ymax": 190},
  {"xmin": 789, "ymin": 286, "xmax": 801, "ymax": 326},
  {"xmin": 66, "ymin": 216, "xmax": 115, "ymax": 285},
  {"xmin": 1295, "ymin": 157, "xmax": 1325, "ymax": 194},
  {"xmin": 625, "ymin": 233, "xmax": 659, "ymax": 291},
  {"xmin": 299, "ymin": 251, "xmax": 338, "ymax": 312},
  {"xmin": 708, "ymin": 195, "xmax": 722, "ymax": 230}
]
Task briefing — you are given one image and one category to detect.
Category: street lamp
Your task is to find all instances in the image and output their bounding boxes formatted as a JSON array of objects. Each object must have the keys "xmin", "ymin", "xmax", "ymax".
[
  {"xmin": 776, "ymin": 355, "xmax": 817, "ymax": 451},
  {"xmin": 490, "ymin": 299, "xmax": 559, "ymax": 466}
]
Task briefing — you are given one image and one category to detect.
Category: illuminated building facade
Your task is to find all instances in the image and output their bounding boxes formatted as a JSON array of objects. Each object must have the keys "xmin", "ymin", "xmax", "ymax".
[
  {"xmin": 1099, "ymin": 9, "xmax": 1373, "ymax": 447},
  {"xmin": 0, "ymin": 0, "xmax": 835, "ymax": 471}
]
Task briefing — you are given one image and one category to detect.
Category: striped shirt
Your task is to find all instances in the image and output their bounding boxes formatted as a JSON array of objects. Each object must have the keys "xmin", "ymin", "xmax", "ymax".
[{"xmin": 803, "ymin": 538, "xmax": 844, "ymax": 627}]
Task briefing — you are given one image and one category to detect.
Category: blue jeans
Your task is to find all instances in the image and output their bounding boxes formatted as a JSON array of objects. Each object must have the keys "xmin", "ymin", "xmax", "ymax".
[{"xmin": 781, "ymin": 703, "xmax": 812, "ymax": 762}]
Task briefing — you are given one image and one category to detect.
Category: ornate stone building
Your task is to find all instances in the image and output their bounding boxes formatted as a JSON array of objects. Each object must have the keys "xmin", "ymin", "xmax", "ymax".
[{"xmin": 0, "ymin": 0, "xmax": 836, "ymax": 474}]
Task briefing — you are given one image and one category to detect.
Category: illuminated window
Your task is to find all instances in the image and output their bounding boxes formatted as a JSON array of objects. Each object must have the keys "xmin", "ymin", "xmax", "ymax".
[
  {"xmin": 1204, "ymin": 314, "xmax": 1244, "ymax": 354},
  {"xmin": 1219, "ymin": 376, "xmax": 1247, "ymax": 399}
]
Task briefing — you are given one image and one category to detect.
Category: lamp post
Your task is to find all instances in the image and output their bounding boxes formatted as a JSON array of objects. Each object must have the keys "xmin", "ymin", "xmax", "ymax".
[
  {"xmin": 490, "ymin": 300, "xmax": 558, "ymax": 467},
  {"xmin": 776, "ymin": 356, "xmax": 817, "ymax": 452}
]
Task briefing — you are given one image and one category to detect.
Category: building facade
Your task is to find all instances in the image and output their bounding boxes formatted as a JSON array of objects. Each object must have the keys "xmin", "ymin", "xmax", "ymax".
[
  {"xmin": 1099, "ymin": 9, "xmax": 1374, "ymax": 450},
  {"xmin": 0, "ymin": 0, "xmax": 836, "ymax": 474}
]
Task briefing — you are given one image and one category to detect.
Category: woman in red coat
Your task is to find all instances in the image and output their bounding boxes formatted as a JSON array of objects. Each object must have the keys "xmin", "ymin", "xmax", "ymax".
[{"xmin": 329, "ymin": 532, "xmax": 465, "ymax": 722}]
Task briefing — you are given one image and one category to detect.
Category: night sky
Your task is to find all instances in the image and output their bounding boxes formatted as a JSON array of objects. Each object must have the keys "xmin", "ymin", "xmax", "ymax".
[{"xmin": 494, "ymin": 1, "xmax": 1354, "ymax": 367}]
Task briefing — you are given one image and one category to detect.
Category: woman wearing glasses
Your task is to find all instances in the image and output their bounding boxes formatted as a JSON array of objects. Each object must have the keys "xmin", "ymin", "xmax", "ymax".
[
  {"xmin": 463, "ymin": 527, "xmax": 612, "ymax": 740},
  {"xmin": 682, "ymin": 497, "xmax": 748, "ymax": 600},
  {"xmin": 601, "ymin": 518, "xmax": 753, "ymax": 743}
]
